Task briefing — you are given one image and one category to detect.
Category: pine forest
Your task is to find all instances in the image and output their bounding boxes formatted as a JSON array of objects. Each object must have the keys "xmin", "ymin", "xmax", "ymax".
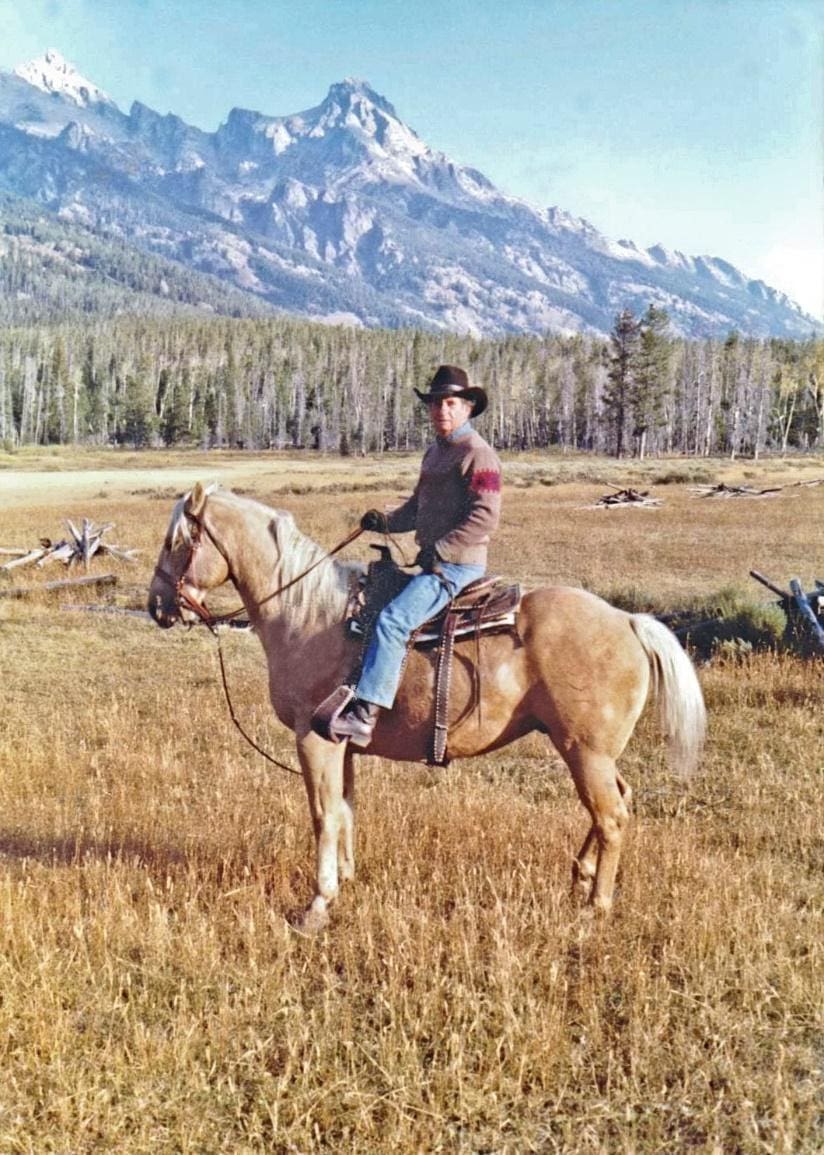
[{"xmin": 1, "ymin": 309, "xmax": 822, "ymax": 459}]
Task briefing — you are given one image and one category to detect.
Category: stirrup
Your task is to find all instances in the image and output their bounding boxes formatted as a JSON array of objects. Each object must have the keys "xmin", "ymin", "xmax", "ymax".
[
  {"xmin": 330, "ymin": 700, "xmax": 379, "ymax": 748},
  {"xmin": 311, "ymin": 685, "xmax": 355, "ymax": 742}
]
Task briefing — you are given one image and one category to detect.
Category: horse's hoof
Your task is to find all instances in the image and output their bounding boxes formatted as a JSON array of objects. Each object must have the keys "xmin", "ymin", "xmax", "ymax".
[
  {"xmin": 290, "ymin": 898, "xmax": 330, "ymax": 936},
  {"xmin": 571, "ymin": 861, "xmax": 595, "ymax": 904}
]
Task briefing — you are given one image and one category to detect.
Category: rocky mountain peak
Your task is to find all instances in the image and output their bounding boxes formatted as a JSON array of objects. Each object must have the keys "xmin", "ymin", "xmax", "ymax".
[
  {"xmin": 322, "ymin": 78, "xmax": 400, "ymax": 122},
  {"xmin": 0, "ymin": 58, "xmax": 817, "ymax": 337},
  {"xmin": 14, "ymin": 49, "xmax": 114, "ymax": 108}
]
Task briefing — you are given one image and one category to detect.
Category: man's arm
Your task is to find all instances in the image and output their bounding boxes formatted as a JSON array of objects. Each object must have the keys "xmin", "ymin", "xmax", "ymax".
[
  {"xmin": 385, "ymin": 487, "xmax": 419, "ymax": 534},
  {"xmin": 435, "ymin": 448, "xmax": 502, "ymax": 562}
]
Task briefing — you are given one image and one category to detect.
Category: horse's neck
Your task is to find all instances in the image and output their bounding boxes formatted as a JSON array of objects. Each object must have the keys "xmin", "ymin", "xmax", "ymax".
[{"xmin": 220, "ymin": 504, "xmax": 353, "ymax": 634}]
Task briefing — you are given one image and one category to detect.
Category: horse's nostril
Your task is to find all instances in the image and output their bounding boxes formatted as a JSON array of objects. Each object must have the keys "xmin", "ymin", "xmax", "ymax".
[{"xmin": 148, "ymin": 595, "xmax": 176, "ymax": 629}]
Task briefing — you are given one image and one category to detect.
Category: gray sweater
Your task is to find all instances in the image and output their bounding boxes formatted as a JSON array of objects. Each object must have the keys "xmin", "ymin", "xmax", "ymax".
[{"xmin": 386, "ymin": 426, "xmax": 502, "ymax": 567}]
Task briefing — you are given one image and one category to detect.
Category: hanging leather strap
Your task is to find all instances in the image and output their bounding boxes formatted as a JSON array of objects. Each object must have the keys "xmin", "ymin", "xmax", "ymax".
[{"xmin": 432, "ymin": 609, "xmax": 459, "ymax": 766}]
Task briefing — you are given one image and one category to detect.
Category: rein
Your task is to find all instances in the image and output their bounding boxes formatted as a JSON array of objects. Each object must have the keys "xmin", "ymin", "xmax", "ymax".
[
  {"xmin": 214, "ymin": 631, "xmax": 303, "ymax": 777},
  {"xmin": 155, "ymin": 517, "xmax": 364, "ymax": 629},
  {"xmin": 155, "ymin": 510, "xmax": 364, "ymax": 777}
]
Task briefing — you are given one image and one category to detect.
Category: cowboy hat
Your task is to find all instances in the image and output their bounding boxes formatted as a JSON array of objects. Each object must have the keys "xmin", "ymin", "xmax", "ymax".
[{"xmin": 414, "ymin": 365, "xmax": 488, "ymax": 417}]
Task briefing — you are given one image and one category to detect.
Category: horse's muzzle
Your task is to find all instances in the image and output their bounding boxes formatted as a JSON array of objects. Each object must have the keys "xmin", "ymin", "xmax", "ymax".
[{"xmin": 147, "ymin": 591, "xmax": 178, "ymax": 629}]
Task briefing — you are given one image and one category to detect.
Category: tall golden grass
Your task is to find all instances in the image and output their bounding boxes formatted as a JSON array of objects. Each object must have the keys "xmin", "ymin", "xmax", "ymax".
[{"xmin": 0, "ymin": 451, "xmax": 821, "ymax": 1152}]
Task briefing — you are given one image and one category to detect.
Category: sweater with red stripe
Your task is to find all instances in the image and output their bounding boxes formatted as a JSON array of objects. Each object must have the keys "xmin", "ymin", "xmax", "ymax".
[{"xmin": 386, "ymin": 424, "xmax": 502, "ymax": 567}]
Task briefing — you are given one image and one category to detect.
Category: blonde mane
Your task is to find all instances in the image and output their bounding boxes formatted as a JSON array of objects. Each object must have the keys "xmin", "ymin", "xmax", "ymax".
[
  {"xmin": 167, "ymin": 487, "xmax": 362, "ymax": 631},
  {"xmin": 266, "ymin": 504, "xmax": 363, "ymax": 629}
]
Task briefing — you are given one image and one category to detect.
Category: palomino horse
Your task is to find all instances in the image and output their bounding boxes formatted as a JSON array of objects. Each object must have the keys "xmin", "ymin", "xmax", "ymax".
[{"xmin": 149, "ymin": 484, "xmax": 706, "ymax": 932}]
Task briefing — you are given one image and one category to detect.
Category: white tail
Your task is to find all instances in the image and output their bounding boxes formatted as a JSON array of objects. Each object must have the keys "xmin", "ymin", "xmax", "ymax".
[{"xmin": 630, "ymin": 614, "xmax": 706, "ymax": 775}]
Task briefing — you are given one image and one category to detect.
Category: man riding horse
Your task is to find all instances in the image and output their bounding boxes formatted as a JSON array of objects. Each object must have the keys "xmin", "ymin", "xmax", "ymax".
[{"xmin": 315, "ymin": 364, "xmax": 502, "ymax": 748}]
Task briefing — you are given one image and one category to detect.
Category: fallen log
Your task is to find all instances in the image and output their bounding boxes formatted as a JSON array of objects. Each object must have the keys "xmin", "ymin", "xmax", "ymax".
[
  {"xmin": 61, "ymin": 605, "xmax": 152, "ymax": 620},
  {"xmin": 99, "ymin": 545, "xmax": 139, "ymax": 563},
  {"xmin": 789, "ymin": 578, "xmax": 824, "ymax": 651},
  {"xmin": 2, "ymin": 548, "xmax": 47, "ymax": 570},
  {"xmin": 691, "ymin": 483, "xmax": 783, "ymax": 499},
  {"xmin": 693, "ymin": 478, "xmax": 824, "ymax": 499},
  {"xmin": 749, "ymin": 570, "xmax": 790, "ymax": 599},
  {"xmin": 0, "ymin": 574, "xmax": 117, "ymax": 599},
  {"xmin": 36, "ymin": 542, "xmax": 76, "ymax": 566},
  {"xmin": 0, "ymin": 520, "xmax": 137, "ymax": 571}
]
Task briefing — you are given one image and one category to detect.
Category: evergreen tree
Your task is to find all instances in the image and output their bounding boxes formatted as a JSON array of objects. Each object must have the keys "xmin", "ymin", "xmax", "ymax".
[
  {"xmin": 160, "ymin": 372, "xmax": 189, "ymax": 446},
  {"xmin": 604, "ymin": 309, "xmax": 641, "ymax": 457},
  {"xmin": 121, "ymin": 373, "xmax": 154, "ymax": 447},
  {"xmin": 82, "ymin": 337, "xmax": 107, "ymax": 441},
  {"xmin": 632, "ymin": 305, "xmax": 672, "ymax": 458},
  {"xmin": 44, "ymin": 337, "xmax": 69, "ymax": 444}
]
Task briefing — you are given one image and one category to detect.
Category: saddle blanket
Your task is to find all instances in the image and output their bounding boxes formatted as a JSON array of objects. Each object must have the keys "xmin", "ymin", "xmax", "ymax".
[{"xmin": 347, "ymin": 609, "xmax": 517, "ymax": 647}]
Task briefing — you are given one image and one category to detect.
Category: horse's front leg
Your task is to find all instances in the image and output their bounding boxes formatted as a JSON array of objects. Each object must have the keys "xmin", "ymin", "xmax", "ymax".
[
  {"xmin": 295, "ymin": 728, "xmax": 352, "ymax": 933},
  {"xmin": 340, "ymin": 745, "xmax": 356, "ymax": 883}
]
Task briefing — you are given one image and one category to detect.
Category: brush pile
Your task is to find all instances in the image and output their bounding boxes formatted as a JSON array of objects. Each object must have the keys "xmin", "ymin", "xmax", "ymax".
[
  {"xmin": 691, "ymin": 478, "xmax": 824, "ymax": 499},
  {"xmin": 593, "ymin": 486, "xmax": 662, "ymax": 508},
  {"xmin": 0, "ymin": 519, "xmax": 138, "ymax": 573}
]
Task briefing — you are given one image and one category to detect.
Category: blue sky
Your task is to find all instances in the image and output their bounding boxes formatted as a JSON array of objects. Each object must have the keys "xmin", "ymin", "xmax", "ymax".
[{"xmin": 1, "ymin": 0, "xmax": 821, "ymax": 317}]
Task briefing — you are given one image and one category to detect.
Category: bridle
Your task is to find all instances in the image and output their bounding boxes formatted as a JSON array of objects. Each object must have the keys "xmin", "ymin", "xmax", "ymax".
[
  {"xmin": 151, "ymin": 512, "xmax": 240, "ymax": 628},
  {"xmin": 151, "ymin": 503, "xmax": 364, "ymax": 776},
  {"xmin": 152, "ymin": 509, "xmax": 363, "ymax": 630}
]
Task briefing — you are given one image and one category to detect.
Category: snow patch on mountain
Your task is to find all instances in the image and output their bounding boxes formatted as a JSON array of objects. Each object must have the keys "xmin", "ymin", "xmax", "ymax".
[{"xmin": 15, "ymin": 50, "xmax": 114, "ymax": 108}]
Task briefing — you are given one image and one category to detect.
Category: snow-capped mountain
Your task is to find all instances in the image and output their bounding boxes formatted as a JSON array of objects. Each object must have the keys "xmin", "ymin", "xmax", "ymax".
[
  {"xmin": 0, "ymin": 54, "xmax": 817, "ymax": 338},
  {"xmin": 13, "ymin": 49, "xmax": 115, "ymax": 108}
]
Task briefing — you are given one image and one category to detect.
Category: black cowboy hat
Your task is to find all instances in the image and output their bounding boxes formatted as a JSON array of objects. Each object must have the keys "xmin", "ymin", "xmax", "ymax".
[{"xmin": 414, "ymin": 365, "xmax": 488, "ymax": 417}]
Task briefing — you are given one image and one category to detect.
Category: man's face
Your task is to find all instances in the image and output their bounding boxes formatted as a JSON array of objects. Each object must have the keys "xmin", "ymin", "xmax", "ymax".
[{"xmin": 427, "ymin": 395, "xmax": 474, "ymax": 437}]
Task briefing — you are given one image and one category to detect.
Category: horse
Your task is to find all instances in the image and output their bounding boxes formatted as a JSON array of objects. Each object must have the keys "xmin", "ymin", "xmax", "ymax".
[{"xmin": 148, "ymin": 483, "xmax": 706, "ymax": 932}]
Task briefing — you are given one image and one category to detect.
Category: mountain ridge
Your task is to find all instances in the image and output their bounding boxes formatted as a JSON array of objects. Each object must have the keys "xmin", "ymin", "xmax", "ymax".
[{"xmin": 0, "ymin": 53, "xmax": 816, "ymax": 338}]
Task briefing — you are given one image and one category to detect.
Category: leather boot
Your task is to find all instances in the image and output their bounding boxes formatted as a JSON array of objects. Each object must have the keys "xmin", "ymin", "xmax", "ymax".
[{"xmin": 329, "ymin": 699, "xmax": 381, "ymax": 748}]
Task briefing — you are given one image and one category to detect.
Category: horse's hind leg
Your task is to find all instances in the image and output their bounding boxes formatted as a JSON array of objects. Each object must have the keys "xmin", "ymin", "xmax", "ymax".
[
  {"xmin": 572, "ymin": 771, "xmax": 632, "ymax": 900},
  {"xmin": 567, "ymin": 752, "xmax": 631, "ymax": 913},
  {"xmin": 571, "ymin": 826, "xmax": 598, "ymax": 900}
]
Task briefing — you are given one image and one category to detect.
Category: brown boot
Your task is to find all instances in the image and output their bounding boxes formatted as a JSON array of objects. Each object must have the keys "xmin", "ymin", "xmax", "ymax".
[{"xmin": 329, "ymin": 699, "xmax": 381, "ymax": 748}]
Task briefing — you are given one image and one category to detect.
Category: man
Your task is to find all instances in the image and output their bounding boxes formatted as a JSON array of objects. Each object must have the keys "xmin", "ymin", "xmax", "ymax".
[{"xmin": 324, "ymin": 364, "xmax": 502, "ymax": 747}]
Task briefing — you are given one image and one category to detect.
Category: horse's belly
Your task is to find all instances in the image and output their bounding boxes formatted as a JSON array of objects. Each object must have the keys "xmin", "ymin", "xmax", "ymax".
[{"xmin": 371, "ymin": 632, "xmax": 530, "ymax": 761}]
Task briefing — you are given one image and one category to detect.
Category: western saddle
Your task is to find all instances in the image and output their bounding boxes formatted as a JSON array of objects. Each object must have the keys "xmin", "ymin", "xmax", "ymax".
[{"xmin": 345, "ymin": 547, "xmax": 521, "ymax": 764}]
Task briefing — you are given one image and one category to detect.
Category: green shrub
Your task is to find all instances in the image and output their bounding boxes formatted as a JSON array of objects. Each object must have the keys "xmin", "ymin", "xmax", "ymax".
[
  {"xmin": 652, "ymin": 467, "xmax": 715, "ymax": 485},
  {"xmin": 598, "ymin": 583, "xmax": 790, "ymax": 660},
  {"xmin": 684, "ymin": 601, "xmax": 787, "ymax": 660},
  {"xmin": 600, "ymin": 584, "xmax": 663, "ymax": 615}
]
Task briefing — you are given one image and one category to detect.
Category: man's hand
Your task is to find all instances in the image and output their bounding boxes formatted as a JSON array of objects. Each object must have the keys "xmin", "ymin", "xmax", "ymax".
[
  {"xmin": 360, "ymin": 509, "xmax": 388, "ymax": 533},
  {"xmin": 414, "ymin": 545, "xmax": 442, "ymax": 574}
]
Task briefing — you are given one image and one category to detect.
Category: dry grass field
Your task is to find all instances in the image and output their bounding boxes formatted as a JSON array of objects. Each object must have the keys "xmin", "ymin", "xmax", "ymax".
[{"xmin": 0, "ymin": 447, "xmax": 822, "ymax": 1153}]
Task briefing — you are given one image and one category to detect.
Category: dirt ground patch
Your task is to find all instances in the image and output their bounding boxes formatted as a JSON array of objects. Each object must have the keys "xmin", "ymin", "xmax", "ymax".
[{"xmin": 0, "ymin": 448, "xmax": 428, "ymax": 511}]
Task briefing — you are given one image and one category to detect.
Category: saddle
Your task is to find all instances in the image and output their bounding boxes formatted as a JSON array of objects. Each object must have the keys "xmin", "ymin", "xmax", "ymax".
[{"xmin": 346, "ymin": 547, "xmax": 521, "ymax": 765}]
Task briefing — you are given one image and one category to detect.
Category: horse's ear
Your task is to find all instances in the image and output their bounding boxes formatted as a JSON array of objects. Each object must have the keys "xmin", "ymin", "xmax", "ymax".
[
  {"xmin": 186, "ymin": 482, "xmax": 208, "ymax": 519},
  {"xmin": 269, "ymin": 510, "xmax": 294, "ymax": 555}
]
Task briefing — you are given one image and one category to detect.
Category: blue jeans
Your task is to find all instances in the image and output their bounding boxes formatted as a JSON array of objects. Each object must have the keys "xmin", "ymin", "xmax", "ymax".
[{"xmin": 355, "ymin": 562, "xmax": 485, "ymax": 709}]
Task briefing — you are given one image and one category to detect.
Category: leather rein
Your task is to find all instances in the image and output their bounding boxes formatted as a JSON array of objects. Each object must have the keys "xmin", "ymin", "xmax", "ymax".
[
  {"xmin": 152, "ymin": 511, "xmax": 363, "ymax": 777},
  {"xmin": 153, "ymin": 513, "xmax": 363, "ymax": 628}
]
